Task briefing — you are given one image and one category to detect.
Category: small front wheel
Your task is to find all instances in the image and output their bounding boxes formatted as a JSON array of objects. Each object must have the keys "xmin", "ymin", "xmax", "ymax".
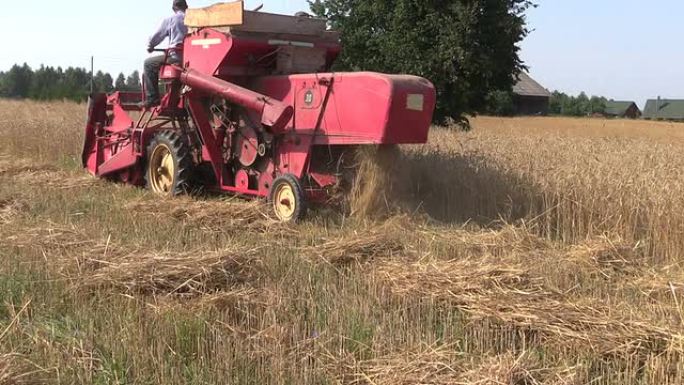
[{"xmin": 269, "ymin": 174, "xmax": 307, "ymax": 223}]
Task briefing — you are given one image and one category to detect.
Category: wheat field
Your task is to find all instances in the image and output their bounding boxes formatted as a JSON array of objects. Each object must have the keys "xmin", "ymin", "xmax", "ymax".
[{"xmin": 2, "ymin": 99, "xmax": 684, "ymax": 384}]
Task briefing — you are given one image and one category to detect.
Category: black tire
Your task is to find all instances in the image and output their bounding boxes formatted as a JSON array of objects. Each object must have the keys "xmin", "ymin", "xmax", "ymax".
[
  {"xmin": 145, "ymin": 130, "xmax": 194, "ymax": 196},
  {"xmin": 269, "ymin": 174, "xmax": 307, "ymax": 223}
]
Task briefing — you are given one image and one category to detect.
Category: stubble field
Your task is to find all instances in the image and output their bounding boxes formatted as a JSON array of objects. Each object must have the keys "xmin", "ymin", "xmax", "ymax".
[{"xmin": 2, "ymin": 99, "xmax": 684, "ymax": 384}]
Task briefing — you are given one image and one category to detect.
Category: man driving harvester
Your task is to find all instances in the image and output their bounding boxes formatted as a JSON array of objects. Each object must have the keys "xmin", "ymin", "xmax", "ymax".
[{"xmin": 142, "ymin": 0, "xmax": 189, "ymax": 109}]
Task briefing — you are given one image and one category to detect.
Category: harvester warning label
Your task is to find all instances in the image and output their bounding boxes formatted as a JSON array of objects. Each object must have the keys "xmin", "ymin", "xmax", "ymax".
[
  {"xmin": 191, "ymin": 38, "xmax": 222, "ymax": 49},
  {"xmin": 407, "ymin": 94, "xmax": 425, "ymax": 111}
]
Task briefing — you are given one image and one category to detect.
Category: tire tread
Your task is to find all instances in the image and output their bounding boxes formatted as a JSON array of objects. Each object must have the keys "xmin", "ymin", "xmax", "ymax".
[{"xmin": 145, "ymin": 130, "xmax": 194, "ymax": 196}]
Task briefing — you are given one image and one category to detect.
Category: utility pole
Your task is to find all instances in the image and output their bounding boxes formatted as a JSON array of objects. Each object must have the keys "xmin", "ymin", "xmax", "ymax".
[{"xmin": 90, "ymin": 56, "xmax": 94, "ymax": 94}]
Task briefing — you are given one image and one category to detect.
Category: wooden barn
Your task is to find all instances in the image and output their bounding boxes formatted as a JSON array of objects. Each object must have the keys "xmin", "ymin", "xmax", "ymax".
[
  {"xmin": 512, "ymin": 72, "xmax": 552, "ymax": 116},
  {"xmin": 643, "ymin": 99, "xmax": 684, "ymax": 121},
  {"xmin": 604, "ymin": 101, "xmax": 641, "ymax": 119}
]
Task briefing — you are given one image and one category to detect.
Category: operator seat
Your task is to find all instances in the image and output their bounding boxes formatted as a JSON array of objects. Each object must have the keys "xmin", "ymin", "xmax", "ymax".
[
  {"xmin": 159, "ymin": 45, "xmax": 183, "ymax": 80},
  {"xmin": 154, "ymin": 48, "xmax": 184, "ymax": 114},
  {"xmin": 160, "ymin": 65, "xmax": 182, "ymax": 80}
]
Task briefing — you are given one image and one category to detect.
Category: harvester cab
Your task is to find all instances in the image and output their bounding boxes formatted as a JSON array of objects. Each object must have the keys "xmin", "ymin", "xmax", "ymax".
[{"xmin": 82, "ymin": 1, "xmax": 437, "ymax": 222}]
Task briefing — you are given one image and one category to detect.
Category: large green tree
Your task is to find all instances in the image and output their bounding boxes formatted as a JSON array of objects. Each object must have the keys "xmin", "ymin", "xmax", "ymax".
[{"xmin": 309, "ymin": 0, "xmax": 535, "ymax": 126}]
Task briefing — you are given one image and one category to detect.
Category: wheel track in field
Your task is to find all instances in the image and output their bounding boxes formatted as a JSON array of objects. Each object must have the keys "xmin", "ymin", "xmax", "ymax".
[{"xmin": 0, "ymin": 156, "xmax": 99, "ymax": 190}]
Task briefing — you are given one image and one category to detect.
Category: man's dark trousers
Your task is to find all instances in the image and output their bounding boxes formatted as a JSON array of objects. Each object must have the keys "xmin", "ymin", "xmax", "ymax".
[{"xmin": 143, "ymin": 54, "xmax": 180, "ymax": 104}]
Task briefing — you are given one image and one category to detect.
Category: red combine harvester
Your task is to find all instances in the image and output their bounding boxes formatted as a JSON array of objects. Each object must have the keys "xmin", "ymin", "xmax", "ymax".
[{"xmin": 82, "ymin": 1, "xmax": 436, "ymax": 222}]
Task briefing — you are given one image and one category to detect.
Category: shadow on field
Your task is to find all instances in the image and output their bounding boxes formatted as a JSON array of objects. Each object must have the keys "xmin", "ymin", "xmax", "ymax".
[{"xmin": 389, "ymin": 149, "xmax": 546, "ymax": 226}]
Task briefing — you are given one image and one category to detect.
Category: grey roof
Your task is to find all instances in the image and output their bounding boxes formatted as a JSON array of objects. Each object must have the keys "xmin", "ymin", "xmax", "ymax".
[
  {"xmin": 513, "ymin": 72, "xmax": 552, "ymax": 98},
  {"xmin": 604, "ymin": 101, "xmax": 639, "ymax": 116},
  {"xmin": 643, "ymin": 99, "xmax": 684, "ymax": 119}
]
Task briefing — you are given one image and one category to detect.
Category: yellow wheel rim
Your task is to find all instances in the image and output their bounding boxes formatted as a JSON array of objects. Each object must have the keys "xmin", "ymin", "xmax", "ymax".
[
  {"xmin": 149, "ymin": 144, "xmax": 176, "ymax": 194},
  {"xmin": 273, "ymin": 183, "xmax": 297, "ymax": 221}
]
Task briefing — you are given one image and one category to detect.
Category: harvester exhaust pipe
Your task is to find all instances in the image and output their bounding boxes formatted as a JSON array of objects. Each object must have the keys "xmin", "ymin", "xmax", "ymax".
[{"xmin": 181, "ymin": 69, "xmax": 293, "ymax": 131}]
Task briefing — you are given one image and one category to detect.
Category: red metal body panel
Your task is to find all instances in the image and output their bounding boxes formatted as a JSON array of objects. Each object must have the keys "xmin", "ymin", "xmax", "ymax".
[
  {"xmin": 184, "ymin": 29, "xmax": 341, "ymax": 77},
  {"xmin": 252, "ymin": 72, "xmax": 436, "ymax": 144},
  {"xmin": 96, "ymin": 143, "xmax": 137, "ymax": 175},
  {"xmin": 184, "ymin": 29, "xmax": 232, "ymax": 74},
  {"xmin": 82, "ymin": 94, "xmax": 107, "ymax": 174}
]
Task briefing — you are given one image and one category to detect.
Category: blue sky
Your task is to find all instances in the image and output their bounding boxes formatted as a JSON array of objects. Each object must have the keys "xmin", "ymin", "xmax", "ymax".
[{"xmin": 1, "ymin": 1, "xmax": 681, "ymax": 108}]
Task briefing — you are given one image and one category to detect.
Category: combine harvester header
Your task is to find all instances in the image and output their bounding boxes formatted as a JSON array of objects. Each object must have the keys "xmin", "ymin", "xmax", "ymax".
[{"xmin": 82, "ymin": 0, "xmax": 436, "ymax": 222}]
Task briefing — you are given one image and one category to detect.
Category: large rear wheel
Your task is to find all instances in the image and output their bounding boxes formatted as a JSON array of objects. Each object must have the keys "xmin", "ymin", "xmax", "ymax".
[
  {"xmin": 145, "ymin": 130, "xmax": 194, "ymax": 196},
  {"xmin": 269, "ymin": 174, "xmax": 307, "ymax": 223}
]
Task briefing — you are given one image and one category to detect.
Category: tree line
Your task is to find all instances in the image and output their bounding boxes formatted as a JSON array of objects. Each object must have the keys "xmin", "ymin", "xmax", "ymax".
[
  {"xmin": 0, "ymin": 63, "xmax": 142, "ymax": 102},
  {"xmin": 548, "ymin": 91, "xmax": 608, "ymax": 116},
  {"xmin": 484, "ymin": 89, "xmax": 610, "ymax": 117},
  {"xmin": 1, "ymin": 63, "xmax": 608, "ymax": 119}
]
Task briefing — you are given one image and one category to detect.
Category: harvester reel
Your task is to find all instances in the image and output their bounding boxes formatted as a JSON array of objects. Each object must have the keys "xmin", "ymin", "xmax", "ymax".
[
  {"xmin": 145, "ymin": 130, "xmax": 194, "ymax": 196},
  {"xmin": 269, "ymin": 174, "xmax": 307, "ymax": 222}
]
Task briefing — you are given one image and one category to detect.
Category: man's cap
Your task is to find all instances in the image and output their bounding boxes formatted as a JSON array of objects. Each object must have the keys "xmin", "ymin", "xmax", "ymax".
[{"xmin": 173, "ymin": 0, "xmax": 188, "ymax": 9}]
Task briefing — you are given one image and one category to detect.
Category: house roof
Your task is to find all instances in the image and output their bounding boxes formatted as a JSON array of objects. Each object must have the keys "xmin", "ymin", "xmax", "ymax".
[
  {"xmin": 513, "ymin": 72, "xmax": 552, "ymax": 98},
  {"xmin": 643, "ymin": 99, "xmax": 684, "ymax": 119},
  {"xmin": 604, "ymin": 101, "xmax": 639, "ymax": 116}
]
